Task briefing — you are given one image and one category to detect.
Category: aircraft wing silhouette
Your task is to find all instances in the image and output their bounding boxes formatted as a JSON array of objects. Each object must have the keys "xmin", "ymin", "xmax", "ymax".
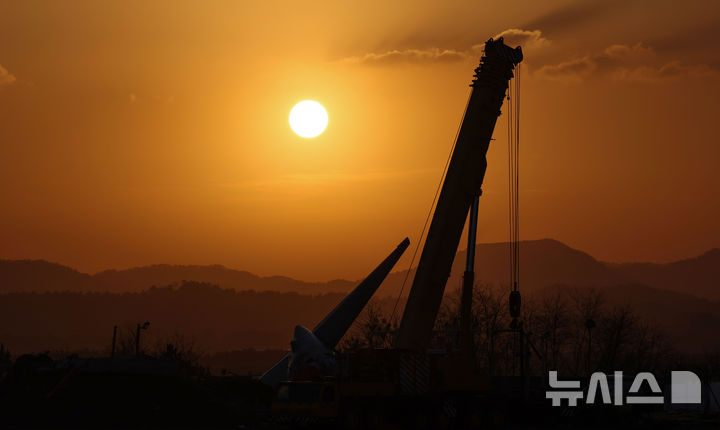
[
  {"xmin": 260, "ymin": 237, "xmax": 410, "ymax": 387},
  {"xmin": 312, "ymin": 237, "xmax": 410, "ymax": 348}
]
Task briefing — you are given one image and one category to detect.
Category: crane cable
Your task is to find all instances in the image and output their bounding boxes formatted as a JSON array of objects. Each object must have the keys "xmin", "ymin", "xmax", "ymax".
[
  {"xmin": 508, "ymin": 65, "xmax": 521, "ymax": 298},
  {"xmin": 507, "ymin": 69, "xmax": 514, "ymax": 293},
  {"xmin": 515, "ymin": 64, "xmax": 521, "ymax": 293},
  {"xmin": 507, "ymin": 64, "xmax": 522, "ymax": 374},
  {"xmin": 390, "ymin": 89, "xmax": 473, "ymax": 325}
]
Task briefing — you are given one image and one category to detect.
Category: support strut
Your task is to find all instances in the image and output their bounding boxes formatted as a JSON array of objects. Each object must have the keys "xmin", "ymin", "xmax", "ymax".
[{"xmin": 460, "ymin": 192, "xmax": 480, "ymax": 354}]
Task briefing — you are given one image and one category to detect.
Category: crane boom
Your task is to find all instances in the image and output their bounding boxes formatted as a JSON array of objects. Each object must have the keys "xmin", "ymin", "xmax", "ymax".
[{"xmin": 396, "ymin": 38, "xmax": 522, "ymax": 350}]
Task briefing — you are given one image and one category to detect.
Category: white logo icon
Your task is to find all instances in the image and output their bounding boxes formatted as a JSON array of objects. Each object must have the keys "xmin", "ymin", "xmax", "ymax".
[{"xmin": 671, "ymin": 371, "xmax": 702, "ymax": 404}]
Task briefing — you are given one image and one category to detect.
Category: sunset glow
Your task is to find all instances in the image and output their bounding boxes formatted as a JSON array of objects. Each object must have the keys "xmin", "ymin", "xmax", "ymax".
[
  {"xmin": 0, "ymin": 1, "xmax": 718, "ymax": 281},
  {"xmin": 1, "ymin": 5, "xmax": 720, "ymax": 419}
]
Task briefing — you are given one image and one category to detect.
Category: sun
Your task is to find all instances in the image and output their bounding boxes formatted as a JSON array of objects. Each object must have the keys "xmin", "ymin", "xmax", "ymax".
[{"xmin": 289, "ymin": 100, "xmax": 328, "ymax": 138}]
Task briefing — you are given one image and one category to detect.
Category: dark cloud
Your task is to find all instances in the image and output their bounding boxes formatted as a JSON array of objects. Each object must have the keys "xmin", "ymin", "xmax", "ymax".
[
  {"xmin": 645, "ymin": 21, "xmax": 720, "ymax": 68},
  {"xmin": 341, "ymin": 27, "xmax": 718, "ymax": 84},
  {"xmin": 536, "ymin": 42, "xmax": 718, "ymax": 82},
  {"xmin": 343, "ymin": 29, "xmax": 549, "ymax": 66},
  {"xmin": 615, "ymin": 61, "xmax": 718, "ymax": 82},
  {"xmin": 535, "ymin": 56, "xmax": 596, "ymax": 83},
  {"xmin": 523, "ymin": 0, "xmax": 626, "ymax": 35}
]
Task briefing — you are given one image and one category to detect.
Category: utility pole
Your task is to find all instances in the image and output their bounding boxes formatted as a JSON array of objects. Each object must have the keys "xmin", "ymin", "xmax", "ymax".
[
  {"xmin": 460, "ymin": 193, "xmax": 480, "ymax": 357},
  {"xmin": 111, "ymin": 325, "xmax": 117, "ymax": 357},
  {"xmin": 135, "ymin": 321, "xmax": 150, "ymax": 357},
  {"xmin": 586, "ymin": 318, "xmax": 595, "ymax": 375}
]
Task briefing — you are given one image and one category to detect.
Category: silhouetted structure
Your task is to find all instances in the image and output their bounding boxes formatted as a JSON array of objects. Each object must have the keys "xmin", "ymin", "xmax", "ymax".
[
  {"xmin": 135, "ymin": 321, "xmax": 150, "ymax": 356},
  {"xmin": 269, "ymin": 38, "xmax": 531, "ymax": 427},
  {"xmin": 111, "ymin": 325, "xmax": 117, "ymax": 357},
  {"xmin": 397, "ymin": 38, "xmax": 522, "ymax": 350},
  {"xmin": 261, "ymin": 237, "xmax": 409, "ymax": 387}
]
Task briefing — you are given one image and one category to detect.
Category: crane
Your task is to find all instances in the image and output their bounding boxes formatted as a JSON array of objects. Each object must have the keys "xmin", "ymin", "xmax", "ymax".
[
  {"xmin": 268, "ymin": 37, "xmax": 527, "ymax": 427},
  {"xmin": 396, "ymin": 37, "xmax": 523, "ymax": 350}
]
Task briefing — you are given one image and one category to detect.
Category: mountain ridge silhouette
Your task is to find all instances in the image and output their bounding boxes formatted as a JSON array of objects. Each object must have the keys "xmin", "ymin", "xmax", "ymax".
[{"xmin": 1, "ymin": 238, "xmax": 718, "ymax": 300}]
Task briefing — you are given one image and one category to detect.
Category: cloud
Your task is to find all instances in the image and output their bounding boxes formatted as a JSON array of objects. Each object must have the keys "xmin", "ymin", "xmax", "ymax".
[
  {"xmin": 535, "ymin": 56, "xmax": 597, "ymax": 83},
  {"xmin": 342, "ymin": 29, "xmax": 548, "ymax": 66},
  {"xmin": 0, "ymin": 64, "xmax": 16, "ymax": 88},
  {"xmin": 342, "ymin": 48, "xmax": 468, "ymax": 66},
  {"xmin": 602, "ymin": 43, "xmax": 654, "ymax": 60},
  {"xmin": 490, "ymin": 29, "xmax": 550, "ymax": 50},
  {"xmin": 342, "ymin": 30, "xmax": 715, "ymax": 85},
  {"xmin": 614, "ymin": 61, "xmax": 718, "ymax": 82},
  {"xmin": 536, "ymin": 42, "xmax": 718, "ymax": 83}
]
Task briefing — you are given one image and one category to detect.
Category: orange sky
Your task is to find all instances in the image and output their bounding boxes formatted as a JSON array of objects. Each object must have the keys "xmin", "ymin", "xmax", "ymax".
[{"xmin": 1, "ymin": 1, "xmax": 719, "ymax": 281}]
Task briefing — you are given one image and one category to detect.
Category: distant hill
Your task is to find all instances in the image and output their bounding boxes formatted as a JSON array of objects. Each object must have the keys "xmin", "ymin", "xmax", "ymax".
[
  {"xmin": 1, "ymin": 239, "xmax": 718, "ymax": 301},
  {"xmin": 0, "ymin": 261, "xmax": 354, "ymax": 295},
  {"xmin": 93, "ymin": 264, "xmax": 354, "ymax": 294},
  {"xmin": 609, "ymin": 248, "xmax": 720, "ymax": 301},
  {"xmin": 0, "ymin": 260, "xmax": 95, "ymax": 293},
  {"xmin": 461, "ymin": 239, "xmax": 625, "ymax": 288},
  {"xmin": 538, "ymin": 284, "xmax": 720, "ymax": 353},
  {"xmin": 381, "ymin": 239, "xmax": 719, "ymax": 301}
]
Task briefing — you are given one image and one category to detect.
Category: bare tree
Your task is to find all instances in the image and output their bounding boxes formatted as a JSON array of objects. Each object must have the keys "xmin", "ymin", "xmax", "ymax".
[
  {"xmin": 339, "ymin": 283, "xmax": 676, "ymax": 379},
  {"xmin": 568, "ymin": 287, "xmax": 604, "ymax": 374},
  {"xmin": 533, "ymin": 291, "xmax": 570, "ymax": 371},
  {"xmin": 338, "ymin": 300, "xmax": 395, "ymax": 352},
  {"xmin": 472, "ymin": 283, "xmax": 511, "ymax": 376},
  {"xmin": 596, "ymin": 305, "xmax": 636, "ymax": 371},
  {"xmin": 0, "ymin": 343, "xmax": 10, "ymax": 363},
  {"xmin": 115, "ymin": 326, "xmax": 140, "ymax": 356},
  {"xmin": 152, "ymin": 332, "xmax": 204, "ymax": 373}
]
